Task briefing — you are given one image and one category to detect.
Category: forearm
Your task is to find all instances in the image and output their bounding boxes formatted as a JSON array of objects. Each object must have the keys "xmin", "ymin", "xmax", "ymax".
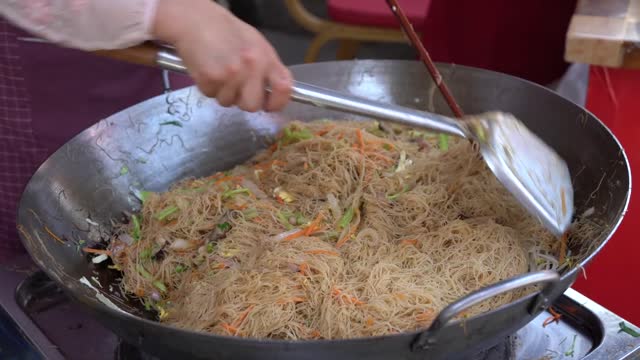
[{"xmin": 1, "ymin": 0, "xmax": 158, "ymax": 50}]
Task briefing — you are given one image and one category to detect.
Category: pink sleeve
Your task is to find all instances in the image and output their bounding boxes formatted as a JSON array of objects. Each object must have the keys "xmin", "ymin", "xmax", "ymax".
[{"xmin": 1, "ymin": 0, "xmax": 159, "ymax": 50}]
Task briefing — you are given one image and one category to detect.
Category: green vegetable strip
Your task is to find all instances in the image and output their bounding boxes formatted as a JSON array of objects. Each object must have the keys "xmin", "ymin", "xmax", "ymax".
[
  {"xmin": 217, "ymin": 222, "xmax": 232, "ymax": 231},
  {"xmin": 277, "ymin": 211, "xmax": 293, "ymax": 230},
  {"xmin": 140, "ymin": 248, "xmax": 152, "ymax": 259},
  {"xmin": 438, "ymin": 134, "xmax": 449, "ymax": 151},
  {"xmin": 564, "ymin": 334, "xmax": 577, "ymax": 357},
  {"xmin": 155, "ymin": 206, "xmax": 179, "ymax": 221},
  {"xmin": 243, "ymin": 208, "xmax": 259, "ymax": 220},
  {"xmin": 131, "ymin": 215, "xmax": 141, "ymax": 241},
  {"xmin": 153, "ymin": 280, "xmax": 168, "ymax": 293},
  {"xmin": 136, "ymin": 264, "xmax": 152, "ymax": 280},
  {"xmin": 283, "ymin": 127, "xmax": 313, "ymax": 142},
  {"xmin": 619, "ymin": 322, "xmax": 640, "ymax": 337},
  {"xmin": 387, "ymin": 184, "xmax": 410, "ymax": 200},
  {"xmin": 339, "ymin": 207, "xmax": 355, "ymax": 229},
  {"xmin": 222, "ymin": 188, "xmax": 250, "ymax": 199},
  {"xmin": 175, "ymin": 264, "xmax": 186, "ymax": 273},
  {"xmin": 139, "ymin": 191, "xmax": 152, "ymax": 203},
  {"xmin": 159, "ymin": 120, "xmax": 183, "ymax": 127},
  {"xmin": 295, "ymin": 212, "xmax": 307, "ymax": 225}
]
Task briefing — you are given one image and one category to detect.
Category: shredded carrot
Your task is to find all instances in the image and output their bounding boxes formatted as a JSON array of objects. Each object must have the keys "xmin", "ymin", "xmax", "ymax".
[
  {"xmin": 303, "ymin": 213, "xmax": 324, "ymax": 236},
  {"xmin": 366, "ymin": 317, "xmax": 375, "ymax": 327},
  {"xmin": 332, "ymin": 287, "xmax": 365, "ymax": 305},
  {"xmin": 134, "ymin": 288, "xmax": 145, "ymax": 297},
  {"xmin": 336, "ymin": 223, "xmax": 358, "ymax": 249},
  {"xmin": 232, "ymin": 304, "xmax": 255, "ymax": 328},
  {"xmin": 44, "ymin": 226, "xmax": 65, "ymax": 244},
  {"xmin": 277, "ymin": 296, "xmax": 306, "ymax": 304},
  {"xmin": 305, "ymin": 249, "xmax": 339, "ymax": 256},
  {"xmin": 285, "ymin": 214, "xmax": 324, "ymax": 241},
  {"xmin": 82, "ymin": 247, "xmax": 112, "ymax": 256},
  {"xmin": 284, "ymin": 229, "xmax": 305, "ymax": 241},
  {"xmin": 400, "ymin": 239, "xmax": 418, "ymax": 246},
  {"xmin": 227, "ymin": 203, "xmax": 248, "ymax": 211},
  {"xmin": 309, "ymin": 330, "xmax": 321, "ymax": 339},
  {"xmin": 163, "ymin": 219, "xmax": 178, "ymax": 227},
  {"xmin": 350, "ymin": 297, "xmax": 365, "ymax": 305},
  {"xmin": 216, "ymin": 263, "xmax": 227, "ymax": 269},
  {"xmin": 337, "ymin": 132, "xmax": 344, "ymax": 140},
  {"xmin": 221, "ymin": 323, "xmax": 238, "ymax": 335},
  {"xmin": 214, "ymin": 176, "xmax": 242, "ymax": 185},
  {"xmin": 204, "ymin": 172, "xmax": 224, "ymax": 181},
  {"xmin": 559, "ymin": 233, "xmax": 568, "ymax": 264},
  {"xmin": 365, "ymin": 151, "xmax": 395, "ymax": 164},
  {"xmin": 298, "ymin": 263, "xmax": 311, "ymax": 275},
  {"xmin": 356, "ymin": 129, "xmax": 365, "ymax": 151},
  {"xmin": 365, "ymin": 139, "xmax": 395, "ymax": 149},
  {"xmin": 394, "ymin": 293, "xmax": 407, "ymax": 300},
  {"xmin": 268, "ymin": 142, "xmax": 278, "ymax": 153},
  {"xmin": 303, "ymin": 162, "xmax": 309, "ymax": 170},
  {"xmin": 542, "ymin": 306, "xmax": 562, "ymax": 327},
  {"xmin": 416, "ymin": 308, "xmax": 436, "ymax": 323},
  {"xmin": 315, "ymin": 125, "xmax": 336, "ymax": 136}
]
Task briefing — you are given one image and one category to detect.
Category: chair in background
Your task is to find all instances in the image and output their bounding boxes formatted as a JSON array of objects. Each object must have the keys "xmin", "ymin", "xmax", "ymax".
[{"xmin": 284, "ymin": 0, "xmax": 431, "ymax": 63}]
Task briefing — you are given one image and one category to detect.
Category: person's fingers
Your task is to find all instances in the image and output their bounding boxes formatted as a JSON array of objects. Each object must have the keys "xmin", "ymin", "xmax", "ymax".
[
  {"xmin": 214, "ymin": 62, "xmax": 244, "ymax": 107},
  {"xmin": 192, "ymin": 64, "xmax": 226, "ymax": 98},
  {"xmin": 265, "ymin": 62, "xmax": 293, "ymax": 112},
  {"xmin": 236, "ymin": 50, "xmax": 266, "ymax": 112}
]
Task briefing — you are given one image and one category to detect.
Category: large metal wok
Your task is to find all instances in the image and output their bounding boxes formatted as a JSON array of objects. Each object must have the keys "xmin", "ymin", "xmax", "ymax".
[{"xmin": 17, "ymin": 60, "xmax": 630, "ymax": 360}]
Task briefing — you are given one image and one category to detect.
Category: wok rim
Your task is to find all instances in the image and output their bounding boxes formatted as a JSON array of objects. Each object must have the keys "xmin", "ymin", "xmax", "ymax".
[{"xmin": 15, "ymin": 59, "xmax": 632, "ymax": 347}]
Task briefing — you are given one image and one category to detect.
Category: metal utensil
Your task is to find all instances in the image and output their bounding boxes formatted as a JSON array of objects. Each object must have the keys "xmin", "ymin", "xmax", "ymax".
[{"xmin": 93, "ymin": 44, "xmax": 574, "ymax": 236}]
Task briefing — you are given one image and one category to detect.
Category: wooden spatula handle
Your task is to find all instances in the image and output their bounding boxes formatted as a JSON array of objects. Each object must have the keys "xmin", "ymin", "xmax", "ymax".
[{"xmin": 92, "ymin": 42, "xmax": 163, "ymax": 68}]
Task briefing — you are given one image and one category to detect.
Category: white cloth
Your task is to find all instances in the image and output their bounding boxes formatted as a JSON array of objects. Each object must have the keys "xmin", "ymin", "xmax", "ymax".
[{"xmin": 1, "ymin": 0, "xmax": 158, "ymax": 50}]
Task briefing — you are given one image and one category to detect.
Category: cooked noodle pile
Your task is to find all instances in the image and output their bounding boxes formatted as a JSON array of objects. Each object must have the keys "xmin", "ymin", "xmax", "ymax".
[{"xmin": 107, "ymin": 120, "xmax": 592, "ymax": 340}]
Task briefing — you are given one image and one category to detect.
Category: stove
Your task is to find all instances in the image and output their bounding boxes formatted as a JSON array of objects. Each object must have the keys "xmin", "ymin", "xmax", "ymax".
[{"xmin": 2, "ymin": 256, "xmax": 640, "ymax": 360}]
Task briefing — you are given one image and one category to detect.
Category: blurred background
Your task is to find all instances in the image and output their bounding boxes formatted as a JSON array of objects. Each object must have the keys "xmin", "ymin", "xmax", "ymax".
[{"xmin": 220, "ymin": 0, "xmax": 587, "ymax": 104}]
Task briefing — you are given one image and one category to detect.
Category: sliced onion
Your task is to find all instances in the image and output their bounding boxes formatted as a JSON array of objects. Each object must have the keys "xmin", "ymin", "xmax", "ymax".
[
  {"xmin": 327, "ymin": 193, "xmax": 341, "ymax": 220},
  {"xmin": 581, "ymin": 207, "xmax": 595, "ymax": 218},
  {"xmin": 287, "ymin": 263, "xmax": 300, "ymax": 273},
  {"xmin": 92, "ymin": 254, "xmax": 109, "ymax": 264},
  {"xmin": 213, "ymin": 256, "xmax": 238, "ymax": 269},
  {"xmin": 241, "ymin": 179, "xmax": 268, "ymax": 199},
  {"xmin": 270, "ymin": 228, "xmax": 302, "ymax": 242},
  {"xmin": 150, "ymin": 291, "xmax": 162, "ymax": 301},
  {"xmin": 169, "ymin": 238, "xmax": 195, "ymax": 250},
  {"xmin": 118, "ymin": 234, "xmax": 134, "ymax": 245},
  {"xmin": 110, "ymin": 242, "xmax": 126, "ymax": 256},
  {"xmin": 155, "ymin": 236, "xmax": 168, "ymax": 247}
]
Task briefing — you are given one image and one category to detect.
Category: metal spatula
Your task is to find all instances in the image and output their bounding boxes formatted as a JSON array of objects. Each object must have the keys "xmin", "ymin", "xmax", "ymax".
[
  {"xmin": 92, "ymin": 44, "xmax": 574, "ymax": 236},
  {"xmin": 289, "ymin": 82, "xmax": 574, "ymax": 236}
]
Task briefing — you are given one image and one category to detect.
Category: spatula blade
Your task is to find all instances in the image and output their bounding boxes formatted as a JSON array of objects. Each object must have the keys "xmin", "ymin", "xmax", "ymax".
[{"xmin": 467, "ymin": 112, "xmax": 574, "ymax": 236}]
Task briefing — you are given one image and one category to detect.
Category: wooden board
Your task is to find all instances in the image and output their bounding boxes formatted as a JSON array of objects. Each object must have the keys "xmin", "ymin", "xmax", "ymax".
[{"xmin": 565, "ymin": 0, "xmax": 640, "ymax": 68}]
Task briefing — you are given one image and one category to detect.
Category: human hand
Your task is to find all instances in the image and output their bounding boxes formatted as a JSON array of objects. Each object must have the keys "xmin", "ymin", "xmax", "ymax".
[{"xmin": 153, "ymin": 0, "xmax": 292, "ymax": 112}]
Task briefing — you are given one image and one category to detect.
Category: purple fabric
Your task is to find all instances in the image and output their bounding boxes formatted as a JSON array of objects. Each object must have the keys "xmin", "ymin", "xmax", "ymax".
[{"xmin": 0, "ymin": 19, "xmax": 193, "ymax": 261}]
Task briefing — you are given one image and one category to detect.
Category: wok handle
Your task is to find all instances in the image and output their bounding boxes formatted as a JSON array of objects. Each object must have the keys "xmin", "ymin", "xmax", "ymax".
[
  {"xmin": 93, "ymin": 44, "xmax": 467, "ymax": 137},
  {"xmin": 412, "ymin": 270, "xmax": 560, "ymax": 351}
]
